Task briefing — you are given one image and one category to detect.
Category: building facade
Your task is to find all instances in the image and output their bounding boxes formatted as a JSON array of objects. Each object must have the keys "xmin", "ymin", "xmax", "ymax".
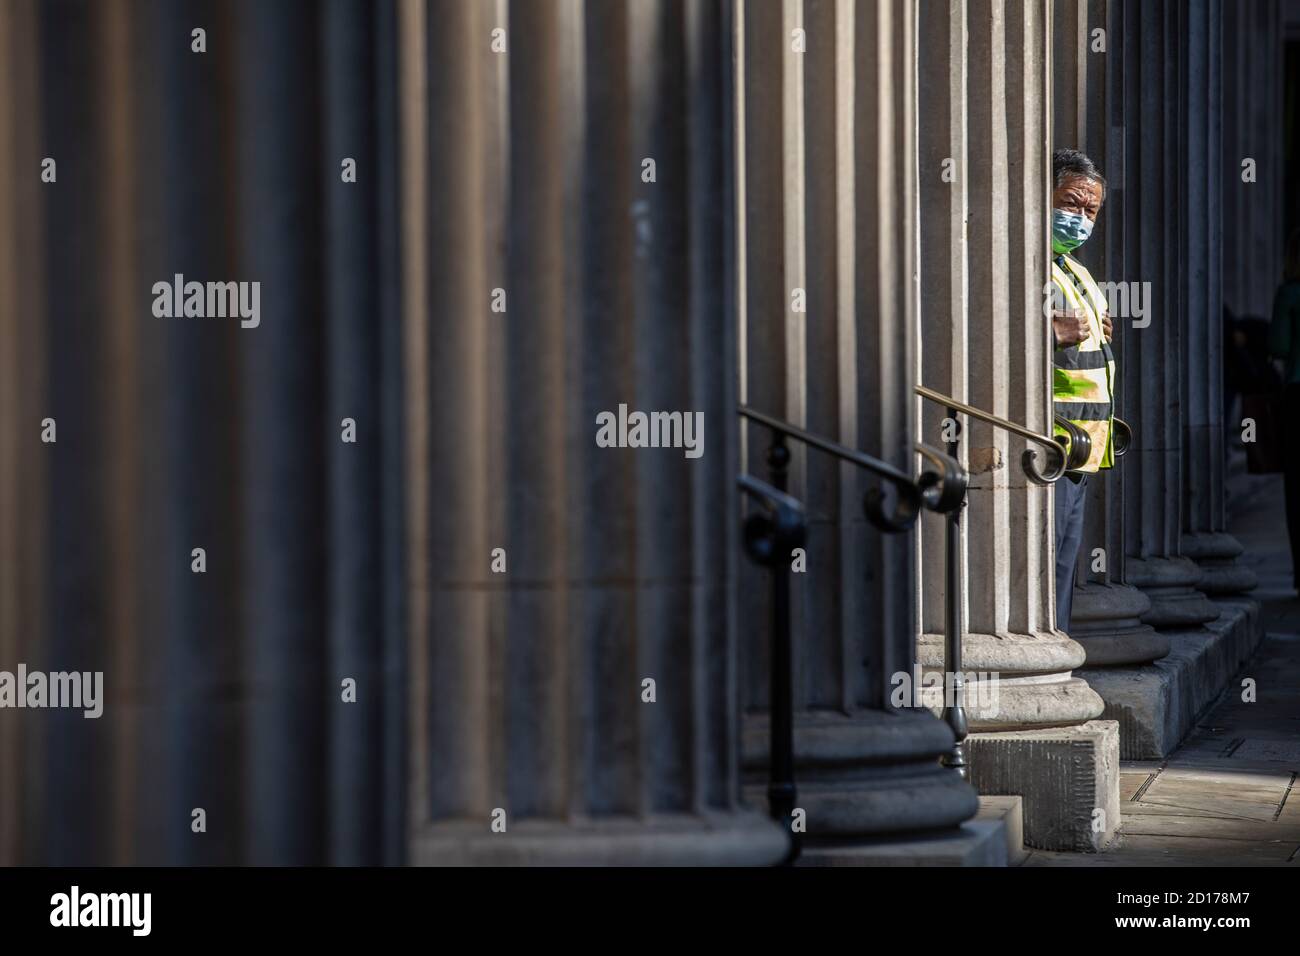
[{"xmin": 0, "ymin": 0, "xmax": 1290, "ymax": 864}]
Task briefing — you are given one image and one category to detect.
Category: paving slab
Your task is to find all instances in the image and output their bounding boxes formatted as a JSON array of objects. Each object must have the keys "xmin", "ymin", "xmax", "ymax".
[{"xmin": 1024, "ymin": 478, "xmax": 1300, "ymax": 865}]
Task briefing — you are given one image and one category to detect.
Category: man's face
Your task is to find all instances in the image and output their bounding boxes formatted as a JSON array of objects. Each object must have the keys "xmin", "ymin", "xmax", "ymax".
[{"xmin": 1052, "ymin": 174, "xmax": 1104, "ymax": 222}]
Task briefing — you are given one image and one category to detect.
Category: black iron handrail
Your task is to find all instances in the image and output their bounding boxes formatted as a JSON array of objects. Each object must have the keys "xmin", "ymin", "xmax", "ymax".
[
  {"xmin": 737, "ymin": 471, "xmax": 805, "ymax": 865},
  {"xmin": 1054, "ymin": 416, "xmax": 1093, "ymax": 471},
  {"xmin": 738, "ymin": 474, "xmax": 807, "ymax": 565},
  {"xmin": 739, "ymin": 405, "xmax": 965, "ymax": 531},
  {"xmin": 1112, "ymin": 416, "xmax": 1133, "ymax": 457},
  {"xmin": 913, "ymin": 387, "xmax": 1134, "ymax": 775},
  {"xmin": 1052, "ymin": 416, "xmax": 1135, "ymax": 467},
  {"xmin": 914, "ymin": 385, "xmax": 1071, "ymax": 484},
  {"xmin": 912, "ymin": 390, "xmax": 974, "ymax": 775},
  {"xmin": 737, "ymin": 405, "xmax": 967, "ymax": 862}
]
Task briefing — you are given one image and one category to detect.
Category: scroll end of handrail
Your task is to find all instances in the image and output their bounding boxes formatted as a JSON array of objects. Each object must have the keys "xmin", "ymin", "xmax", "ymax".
[
  {"xmin": 1022, "ymin": 444, "xmax": 1067, "ymax": 485},
  {"xmin": 738, "ymin": 474, "xmax": 807, "ymax": 566},
  {"xmin": 913, "ymin": 442, "xmax": 968, "ymax": 514},
  {"xmin": 1053, "ymin": 416, "xmax": 1093, "ymax": 472},
  {"xmin": 1112, "ymin": 417, "xmax": 1133, "ymax": 458},
  {"xmin": 863, "ymin": 482, "xmax": 924, "ymax": 533}
]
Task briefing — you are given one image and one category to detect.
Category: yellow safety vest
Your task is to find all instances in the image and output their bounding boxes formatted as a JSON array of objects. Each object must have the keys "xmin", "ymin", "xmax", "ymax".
[{"xmin": 1051, "ymin": 254, "xmax": 1115, "ymax": 472}]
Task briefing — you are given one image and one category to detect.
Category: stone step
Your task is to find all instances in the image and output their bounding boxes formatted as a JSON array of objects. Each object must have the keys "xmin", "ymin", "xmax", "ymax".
[
  {"xmin": 1078, "ymin": 598, "xmax": 1264, "ymax": 760},
  {"xmin": 976, "ymin": 795, "xmax": 1028, "ymax": 865},
  {"xmin": 795, "ymin": 814, "xmax": 1012, "ymax": 866}
]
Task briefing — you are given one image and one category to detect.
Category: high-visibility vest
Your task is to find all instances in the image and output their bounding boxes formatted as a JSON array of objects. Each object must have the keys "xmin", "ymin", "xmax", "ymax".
[{"xmin": 1052, "ymin": 254, "xmax": 1115, "ymax": 472}]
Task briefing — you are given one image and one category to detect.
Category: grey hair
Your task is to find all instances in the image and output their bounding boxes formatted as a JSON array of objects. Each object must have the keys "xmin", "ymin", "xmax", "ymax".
[{"xmin": 1053, "ymin": 147, "xmax": 1107, "ymax": 197}]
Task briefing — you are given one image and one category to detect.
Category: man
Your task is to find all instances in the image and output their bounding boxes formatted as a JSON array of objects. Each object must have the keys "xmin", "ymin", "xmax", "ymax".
[{"xmin": 1049, "ymin": 147, "xmax": 1115, "ymax": 633}]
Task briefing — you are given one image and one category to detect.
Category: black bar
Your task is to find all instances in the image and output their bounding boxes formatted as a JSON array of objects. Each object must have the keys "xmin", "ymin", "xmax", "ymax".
[
  {"xmin": 941, "ymin": 407, "xmax": 968, "ymax": 774},
  {"xmin": 739, "ymin": 404, "xmax": 913, "ymax": 488},
  {"xmin": 765, "ymin": 435, "xmax": 798, "ymax": 863}
]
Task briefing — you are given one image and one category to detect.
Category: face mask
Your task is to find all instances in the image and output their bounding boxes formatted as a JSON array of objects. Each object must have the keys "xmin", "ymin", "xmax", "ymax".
[{"xmin": 1052, "ymin": 209, "xmax": 1093, "ymax": 254}]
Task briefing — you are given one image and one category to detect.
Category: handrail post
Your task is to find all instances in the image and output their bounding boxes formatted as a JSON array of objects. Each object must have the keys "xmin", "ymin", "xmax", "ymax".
[
  {"xmin": 941, "ymin": 407, "xmax": 968, "ymax": 776},
  {"xmin": 765, "ymin": 432, "xmax": 798, "ymax": 863}
]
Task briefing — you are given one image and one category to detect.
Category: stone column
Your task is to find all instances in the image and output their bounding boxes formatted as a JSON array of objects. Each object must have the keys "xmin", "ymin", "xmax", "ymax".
[
  {"xmin": 0, "ymin": 0, "xmax": 46, "ymax": 866},
  {"xmin": 1221, "ymin": 0, "xmax": 1285, "ymax": 323},
  {"xmin": 1049, "ymin": 0, "xmax": 1169, "ymax": 667},
  {"xmin": 322, "ymin": 0, "xmax": 409, "ymax": 866},
  {"xmin": 917, "ymin": 0, "xmax": 1118, "ymax": 852},
  {"xmin": 1117, "ymin": 0, "xmax": 1220, "ymax": 630},
  {"xmin": 735, "ymin": 0, "xmax": 986, "ymax": 863},
  {"xmin": 407, "ymin": 0, "xmax": 785, "ymax": 865},
  {"xmin": 1180, "ymin": 0, "xmax": 1256, "ymax": 597}
]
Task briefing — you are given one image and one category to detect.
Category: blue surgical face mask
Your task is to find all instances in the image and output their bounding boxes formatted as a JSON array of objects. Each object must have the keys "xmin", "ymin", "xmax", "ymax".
[{"xmin": 1052, "ymin": 209, "xmax": 1094, "ymax": 254}]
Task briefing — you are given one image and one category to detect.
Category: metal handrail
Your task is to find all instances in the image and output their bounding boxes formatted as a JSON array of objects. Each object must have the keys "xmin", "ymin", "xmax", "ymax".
[
  {"xmin": 1054, "ymin": 416, "xmax": 1093, "ymax": 471},
  {"xmin": 914, "ymin": 442, "xmax": 968, "ymax": 514},
  {"xmin": 737, "ymin": 471, "xmax": 805, "ymax": 865},
  {"xmin": 740, "ymin": 404, "xmax": 965, "ymax": 530},
  {"xmin": 914, "ymin": 387, "xmax": 1132, "ymax": 777},
  {"xmin": 1112, "ymin": 416, "xmax": 1133, "ymax": 457},
  {"xmin": 738, "ymin": 474, "xmax": 807, "ymax": 567},
  {"xmin": 737, "ymin": 406, "xmax": 968, "ymax": 863},
  {"xmin": 914, "ymin": 385, "xmax": 1069, "ymax": 484}
]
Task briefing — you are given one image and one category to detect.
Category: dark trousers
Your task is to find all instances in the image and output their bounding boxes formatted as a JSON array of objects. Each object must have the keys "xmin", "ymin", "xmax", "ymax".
[
  {"xmin": 1053, "ymin": 473, "xmax": 1089, "ymax": 632},
  {"xmin": 1282, "ymin": 384, "xmax": 1300, "ymax": 589}
]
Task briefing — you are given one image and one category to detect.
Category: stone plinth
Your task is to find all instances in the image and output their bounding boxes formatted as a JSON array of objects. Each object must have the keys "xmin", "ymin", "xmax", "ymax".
[{"xmin": 966, "ymin": 720, "xmax": 1120, "ymax": 852}]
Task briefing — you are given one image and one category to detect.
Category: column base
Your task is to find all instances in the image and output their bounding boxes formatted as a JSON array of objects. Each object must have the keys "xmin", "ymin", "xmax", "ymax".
[
  {"xmin": 742, "ymin": 709, "xmax": 978, "ymax": 838},
  {"xmin": 795, "ymin": 816, "xmax": 1012, "ymax": 866},
  {"xmin": 1181, "ymin": 532, "xmax": 1258, "ymax": 595},
  {"xmin": 410, "ymin": 812, "xmax": 789, "ymax": 866},
  {"xmin": 1128, "ymin": 556, "xmax": 1220, "ymax": 628},
  {"xmin": 918, "ymin": 630, "xmax": 1105, "ymax": 730},
  {"xmin": 965, "ymin": 719, "xmax": 1120, "ymax": 852},
  {"xmin": 1069, "ymin": 582, "xmax": 1170, "ymax": 666}
]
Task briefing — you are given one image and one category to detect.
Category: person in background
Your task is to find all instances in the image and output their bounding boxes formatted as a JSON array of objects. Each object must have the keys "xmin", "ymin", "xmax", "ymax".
[
  {"xmin": 1267, "ymin": 228, "xmax": 1300, "ymax": 593},
  {"xmin": 1049, "ymin": 148, "xmax": 1115, "ymax": 634}
]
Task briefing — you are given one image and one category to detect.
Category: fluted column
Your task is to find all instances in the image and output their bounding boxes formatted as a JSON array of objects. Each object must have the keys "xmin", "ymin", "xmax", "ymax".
[
  {"xmin": 1221, "ymin": 0, "xmax": 1285, "ymax": 323},
  {"xmin": 1049, "ymin": 0, "xmax": 1168, "ymax": 665},
  {"xmin": 736, "ymin": 0, "xmax": 979, "ymax": 849},
  {"xmin": 322, "ymin": 0, "xmax": 408, "ymax": 866},
  {"xmin": 1180, "ymin": 0, "xmax": 1256, "ymax": 596},
  {"xmin": 918, "ymin": 0, "xmax": 1104, "ymax": 728},
  {"xmin": 1, "ymin": 0, "xmax": 410, "ymax": 866},
  {"xmin": 1119, "ymin": 0, "xmax": 1220, "ymax": 628},
  {"xmin": 0, "ymin": 0, "xmax": 47, "ymax": 866},
  {"xmin": 916, "ymin": 0, "xmax": 1122, "ymax": 851},
  {"xmin": 408, "ymin": 0, "xmax": 785, "ymax": 865}
]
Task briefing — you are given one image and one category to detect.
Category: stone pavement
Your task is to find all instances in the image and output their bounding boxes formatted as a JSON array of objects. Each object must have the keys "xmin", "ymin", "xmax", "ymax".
[{"xmin": 1024, "ymin": 476, "xmax": 1300, "ymax": 866}]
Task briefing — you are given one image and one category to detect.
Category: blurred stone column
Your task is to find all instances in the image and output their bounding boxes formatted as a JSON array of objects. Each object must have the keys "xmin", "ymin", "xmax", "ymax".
[
  {"xmin": 917, "ymin": 0, "xmax": 1118, "ymax": 852},
  {"xmin": 407, "ymin": 0, "xmax": 785, "ymax": 865},
  {"xmin": 0, "ymin": 0, "xmax": 47, "ymax": 866},
  {"xmin": 322, "ymin": 0, "xmax": 409, "ymax": 866},
  {"xmin": 1180, "ymin": 0, "xmax": 1255, "ymax": 597},
  {"xmin": 1049, "ymin": 0, "xmax": 1168, "ymax": 667},
  {"xmin": 1, "ymin": 0, "xmax": 416, "ymax": 867},
  {"xmin": 736, "ymin": 0, "xmax": 985, "ymax": 862},
  {"xmin": 1118, "ymin": 0, "xmax": 1219, "ymax": 630},
  {"xmin": 1221, "ymin": 0, "xmax": 1284, "ymax": 322}
]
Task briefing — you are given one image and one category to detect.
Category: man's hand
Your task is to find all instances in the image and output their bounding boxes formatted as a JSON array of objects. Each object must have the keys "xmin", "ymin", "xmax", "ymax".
[
  {"xmin": 1053, "ymin": 309, "xmax": 1090, "ymax": 348},
  {"xmin": 1101, "ymin": 311, "xmax": 1113, "ymax": 343}
]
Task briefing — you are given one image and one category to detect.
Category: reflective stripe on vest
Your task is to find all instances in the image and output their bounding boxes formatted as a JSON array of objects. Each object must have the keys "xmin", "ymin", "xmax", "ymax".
[{"xmin": 1052, "ymin": 255, "xmax": 1115, "ymax": 472}]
